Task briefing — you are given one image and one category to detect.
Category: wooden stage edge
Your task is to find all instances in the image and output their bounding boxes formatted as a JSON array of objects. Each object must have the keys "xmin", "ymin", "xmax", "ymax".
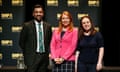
[
  {"xmin": 0, "ymin": 66, "xmax": 120, "ymax": 70},
  {"xmin": 103, "ymin": 66, "xmax": 120, "ymax": 70},
  {"xmin": 0, "ymin": 66, "xmax": 27, "ymax": 70}
]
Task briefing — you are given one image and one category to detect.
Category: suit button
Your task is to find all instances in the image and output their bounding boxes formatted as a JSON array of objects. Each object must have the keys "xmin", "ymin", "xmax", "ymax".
[{"xmin": 60, "ymin": 45, "xmax": 62, "ymax": 48}]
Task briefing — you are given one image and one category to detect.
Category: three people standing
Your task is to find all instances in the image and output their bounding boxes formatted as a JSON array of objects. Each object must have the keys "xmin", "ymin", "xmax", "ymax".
[{"xmin": 19, "ymin": 4, "xmax": 104, "ymax": 72}]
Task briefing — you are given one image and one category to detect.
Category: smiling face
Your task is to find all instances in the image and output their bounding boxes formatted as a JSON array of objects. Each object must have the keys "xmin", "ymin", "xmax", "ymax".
[
  {"xmin": 58, "ymin": 11, "xmax": 73, "ymax": 32},
  {"xmin": 81, "ymin": 17, "xmax": 92, "ymax": 31},
  {"xmin": 61, "ymin": 14, "xmax": 71, "ymax": 27},
  {"xmin": 32, "ymin": 7, "xmax": 44, "ymax": 22}
]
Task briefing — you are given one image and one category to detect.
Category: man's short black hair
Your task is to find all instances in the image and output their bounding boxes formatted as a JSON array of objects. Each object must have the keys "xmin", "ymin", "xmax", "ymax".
[{"xmin": 32, "ymin": 4, "xmax": 44, "ymax": 12}]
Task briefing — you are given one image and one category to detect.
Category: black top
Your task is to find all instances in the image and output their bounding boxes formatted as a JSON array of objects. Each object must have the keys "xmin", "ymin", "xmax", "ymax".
[
  {"xmin": 61, "ymin": 31, "xmax": 65, "ymax": 38},
  {"xmin": 77, "ymin": 32, "xmax": 104, "ymax": 63}
]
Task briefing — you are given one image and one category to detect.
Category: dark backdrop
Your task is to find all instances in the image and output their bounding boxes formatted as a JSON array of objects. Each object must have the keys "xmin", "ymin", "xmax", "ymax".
[{"xmin": 0, "ymin": 0, "xmax": 120, "ymax": 66}]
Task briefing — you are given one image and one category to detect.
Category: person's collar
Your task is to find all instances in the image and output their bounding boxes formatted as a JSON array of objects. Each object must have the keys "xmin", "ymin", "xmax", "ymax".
[{"xmin": 34, "ymin": 20, "xmax": 43, "ymax": 24}]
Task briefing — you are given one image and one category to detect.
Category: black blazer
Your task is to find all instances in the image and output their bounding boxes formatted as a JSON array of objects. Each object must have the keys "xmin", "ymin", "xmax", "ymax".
[{"xmin": 19, "ymin": 20, "xmax": 52, "ymax": 66}]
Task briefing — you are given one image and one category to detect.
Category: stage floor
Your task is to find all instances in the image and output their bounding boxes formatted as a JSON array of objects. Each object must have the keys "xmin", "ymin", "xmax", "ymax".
[{"xmin": 0, "ymin": 66, "xmax": 120, "ymax": 72}]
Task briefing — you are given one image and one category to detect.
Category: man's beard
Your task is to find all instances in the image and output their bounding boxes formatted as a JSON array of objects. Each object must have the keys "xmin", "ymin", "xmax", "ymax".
[{"xmin": 35, "ymin": 18, "xmax": 42, "ymax": 22}]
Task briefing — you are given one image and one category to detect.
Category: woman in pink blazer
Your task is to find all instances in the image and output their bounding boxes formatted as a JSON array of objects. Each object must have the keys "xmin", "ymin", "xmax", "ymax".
[{"xmin": 50, "ymin": 11, "xmax": 78, "ymax": 72}]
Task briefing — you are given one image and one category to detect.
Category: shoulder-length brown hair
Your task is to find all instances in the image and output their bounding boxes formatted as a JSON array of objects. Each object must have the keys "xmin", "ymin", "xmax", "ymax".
[
  {"xmin": 78, "ymin": 16, "xmax": 97, "ymax": 40},
  {"xmin": 58, "ymin": 11, "xmax": 74, "ymax": 33}
]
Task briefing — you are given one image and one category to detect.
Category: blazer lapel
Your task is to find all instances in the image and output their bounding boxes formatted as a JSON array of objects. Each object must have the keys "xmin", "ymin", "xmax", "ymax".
[
  {"xmin": 61, "ymin": 30, "xmax": 71, "ymax": 40},
  {"xmin": 43, "ymin": 22, "xmax": 47, "ymax": 38}
]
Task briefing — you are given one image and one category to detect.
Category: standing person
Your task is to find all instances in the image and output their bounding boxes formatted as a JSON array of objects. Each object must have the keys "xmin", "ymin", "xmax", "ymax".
[
  {"xmin": 50, "ymin": 11, "xmax": 78, "ymax": 72},
  {"xmin": 19, "ymin": 4, "xmax": 52, "ymax": 72},
  {"xmin": 76, "ymin": 16, "xmax": 104, "ymax": 72}
]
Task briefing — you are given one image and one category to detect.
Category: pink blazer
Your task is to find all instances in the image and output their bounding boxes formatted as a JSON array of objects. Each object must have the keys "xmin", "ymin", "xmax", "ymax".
[{"xmin": 50, "ymin": 28, "xmax": 78, "ymax": 61}]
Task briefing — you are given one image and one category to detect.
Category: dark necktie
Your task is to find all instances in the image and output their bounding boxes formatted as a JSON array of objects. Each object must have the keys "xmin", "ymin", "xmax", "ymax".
[{"xmin": 38, "ymin": 23, "xmax": 45, "ymax": 53}]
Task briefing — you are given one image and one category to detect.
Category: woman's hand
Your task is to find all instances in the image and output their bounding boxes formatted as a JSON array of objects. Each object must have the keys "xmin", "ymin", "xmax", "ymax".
[
  {"xmin": 54, "ymin": 58, "xmax": 64, "ymax": 64},
  {"xmin": 96, "ymin": 63, "xmax": 103, "ymax": 71}
]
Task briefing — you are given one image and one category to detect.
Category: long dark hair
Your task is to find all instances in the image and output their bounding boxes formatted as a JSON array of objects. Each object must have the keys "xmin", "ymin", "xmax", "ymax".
[{"xmin": 78, "ymin": 16, "xmax": 97, "ymax": 40}]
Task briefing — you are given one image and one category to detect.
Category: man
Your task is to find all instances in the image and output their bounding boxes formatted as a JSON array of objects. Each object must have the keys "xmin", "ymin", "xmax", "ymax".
[{"xmin": 19, "ymin": 4, "xmax": 52, "ymax": 72}]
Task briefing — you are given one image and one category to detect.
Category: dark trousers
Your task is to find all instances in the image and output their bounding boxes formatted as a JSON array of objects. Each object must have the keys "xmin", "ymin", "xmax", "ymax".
[
  {"xmin": 27, "ymin": 53, "xmax": 49, "ymax": 72},
  {"xmin": 77, "ymin": 61, "xmax": 96, "ymax": 72}
]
